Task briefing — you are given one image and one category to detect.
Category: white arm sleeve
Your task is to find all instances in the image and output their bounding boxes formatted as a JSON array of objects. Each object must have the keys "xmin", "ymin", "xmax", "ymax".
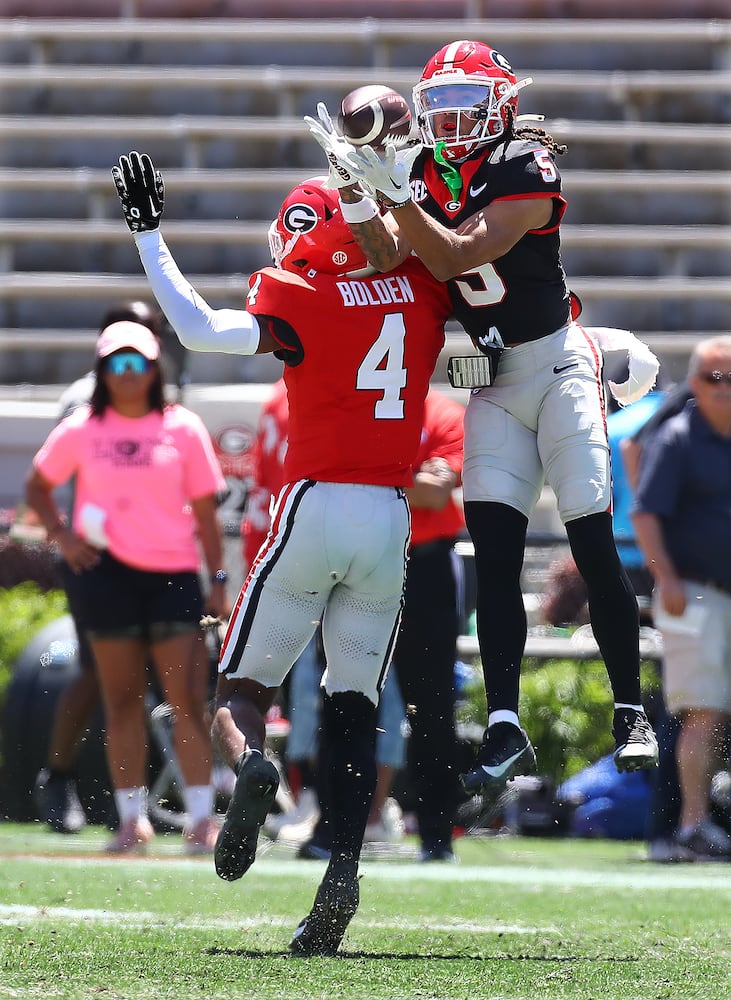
[{"xmin": 133, "ymin": 230, "xmax": 261, "ymax": 355}]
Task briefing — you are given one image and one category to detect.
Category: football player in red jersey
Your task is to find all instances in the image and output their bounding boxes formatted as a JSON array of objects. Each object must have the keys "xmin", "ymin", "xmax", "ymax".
[
  {"xmin": 306, "ymin": 39, "xmax": 659, "ymax": 796},
  {"xmin": 240, "ymin": 378, "xmax": 289, "ymax": 565},
  {"xmin": 112, "ymin": 152, "xmax": 452, "ymax": 955}
]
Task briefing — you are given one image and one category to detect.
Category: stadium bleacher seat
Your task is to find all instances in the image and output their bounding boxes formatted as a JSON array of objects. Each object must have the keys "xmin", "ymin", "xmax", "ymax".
[
  {"xmin": 0, "ymin": 12, "xmax": 728, "ymax": 384},
  {"xmin": 0, "ymin": 4, "xmax": 728, "ymax": 638}
]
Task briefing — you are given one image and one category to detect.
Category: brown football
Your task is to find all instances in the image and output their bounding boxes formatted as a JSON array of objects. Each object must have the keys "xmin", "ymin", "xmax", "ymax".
[{"xmin": 338, "ymin": 85, "xmax": 412, "ymax": 148}]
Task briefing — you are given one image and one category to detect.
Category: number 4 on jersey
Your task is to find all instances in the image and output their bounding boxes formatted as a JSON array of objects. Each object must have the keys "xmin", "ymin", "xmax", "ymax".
[{"xmin": 356, "ymin": 313, "xmax": 407, "ymax": 419}]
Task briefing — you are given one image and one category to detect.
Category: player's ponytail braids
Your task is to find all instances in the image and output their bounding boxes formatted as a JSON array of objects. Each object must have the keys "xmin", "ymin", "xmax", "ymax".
[{"xmin": 501, "ymin": 105, "xmax": 568, "ymax": 158}]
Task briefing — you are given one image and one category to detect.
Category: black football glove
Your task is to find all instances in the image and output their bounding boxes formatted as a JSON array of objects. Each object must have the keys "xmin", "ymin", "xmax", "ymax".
[{"xmin": 112, "ymin": 150, "xmax": 164, "ymax": 233}]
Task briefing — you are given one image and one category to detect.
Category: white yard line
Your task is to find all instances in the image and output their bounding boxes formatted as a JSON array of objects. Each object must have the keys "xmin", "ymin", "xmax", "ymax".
[
  {"xmin": 357, "ymin": 861, "xmax": 731, "ymax": 891},
  {"xmin": 8, "ymin": 852, "xmax": 731, "ymax": 891},
  {"xmin": 0, "ymin": 902, "xmax": 554, "ymax": 935}
]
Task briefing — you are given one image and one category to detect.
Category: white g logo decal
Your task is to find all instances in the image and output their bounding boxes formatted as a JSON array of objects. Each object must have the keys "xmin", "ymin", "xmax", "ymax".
[{"xmin": 282, "ymin": 203, "xmax": 319, "ymax": 235}]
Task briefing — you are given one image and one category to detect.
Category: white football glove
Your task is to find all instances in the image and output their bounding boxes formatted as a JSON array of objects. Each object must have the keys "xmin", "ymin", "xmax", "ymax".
[
  {"xmin": 304, "ymin": 102, "xmax": 366, "ymax": 191},
  {"xmin": 347, "ymin": 140, "xmax": 422, "ymax": 206}
]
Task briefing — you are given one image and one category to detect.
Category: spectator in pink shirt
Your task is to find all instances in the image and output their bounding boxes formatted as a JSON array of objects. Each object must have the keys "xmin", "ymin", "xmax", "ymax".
[{"xmin": 26, "ymin": 321, "xmax": 228, "ymax": 854}]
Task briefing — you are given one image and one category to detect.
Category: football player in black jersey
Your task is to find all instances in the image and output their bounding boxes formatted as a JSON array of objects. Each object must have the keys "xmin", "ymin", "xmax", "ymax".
[{"xmin": 306, "ymin": 39, "xmax": 659, "ymax": 794}]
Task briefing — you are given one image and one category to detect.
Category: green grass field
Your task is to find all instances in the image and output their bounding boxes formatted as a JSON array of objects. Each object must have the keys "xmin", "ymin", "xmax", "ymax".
[{"xmin": 1, "ymin": 823, "xmax": 729, "ymax": 1000}]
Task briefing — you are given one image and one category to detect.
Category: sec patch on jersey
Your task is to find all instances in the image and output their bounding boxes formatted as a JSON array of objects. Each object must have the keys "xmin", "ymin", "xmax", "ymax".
[{"xmin": 338, "ymin": 86, "xmax": 412, "ymax": 148}]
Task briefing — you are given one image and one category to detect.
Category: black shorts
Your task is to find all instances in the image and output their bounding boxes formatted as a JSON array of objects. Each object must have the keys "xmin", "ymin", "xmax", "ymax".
[
  {"xmin": 73, "ymin": 550, "xmax": 203, "ymax": 641},
  {"xmin": 58, "ymin": 558, "xmax": 96, "ymax": 672}
]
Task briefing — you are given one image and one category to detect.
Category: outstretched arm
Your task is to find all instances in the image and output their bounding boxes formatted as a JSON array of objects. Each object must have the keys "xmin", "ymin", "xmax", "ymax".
[
  {"xmin": 340, "ymin": 189, "xmax": 410, "ymax": 273},
  {"xmin": 304, "ymin": 104, "xmax": 411, "ymax": 271},
  {"xmin": 346, "ymin": 141, "xmax": 552, "ymax": 281},
  {"xmin": 112, "ymin": 151, "xmax": 277, "ymax": 355},
  {"xmin": 387, "ymin": 196, "xmax": 552, "ymax": 281},
  {"xmin": 133, "ymin": 229, "xmax": 272, "ymax": 354}
]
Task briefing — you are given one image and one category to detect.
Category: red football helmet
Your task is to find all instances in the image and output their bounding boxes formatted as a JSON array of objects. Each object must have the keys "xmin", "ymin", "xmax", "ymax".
[
  {"xmin": 413, "ymin": 40, "xmax": 532, "ymax": 161},
  {"xmin": 268, "ymin": 176, "xmax": 368, "ymax": 276}
]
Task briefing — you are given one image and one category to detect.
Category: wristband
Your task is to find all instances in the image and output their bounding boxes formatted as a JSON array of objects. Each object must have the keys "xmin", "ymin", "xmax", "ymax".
[
  {"xmin": 210, "ymin": 569, "xmax": 228, "ymax": 585},
  {"xmin": 381, "ymin": 195, "xmax": 412, "ymax": 210},
  {"xmin": 339, "ymin": 196, "xmax": 379, "ymax": 225}
]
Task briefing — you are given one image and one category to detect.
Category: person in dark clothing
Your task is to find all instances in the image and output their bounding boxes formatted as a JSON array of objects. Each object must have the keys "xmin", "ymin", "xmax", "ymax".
[{"xmin": 633, "ymin": 337, "xmax": 731, "ymax": 860}]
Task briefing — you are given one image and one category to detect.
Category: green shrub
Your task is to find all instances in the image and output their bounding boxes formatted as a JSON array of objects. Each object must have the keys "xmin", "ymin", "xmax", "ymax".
[
  {"xmin": 0, "ymin": 583, "xmax": 68, "ymax": 769},
  {"xmin": 458, "ymin": 657, "xmax": 660, "ymax": 785}
]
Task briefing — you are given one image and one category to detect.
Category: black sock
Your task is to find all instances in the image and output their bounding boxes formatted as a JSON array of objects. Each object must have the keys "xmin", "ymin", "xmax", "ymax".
[
  {"xmin": 320, "ymin": 692, "xmax": 377, "ymax": 863},
  {"xmin": 464, "ymin": 501, "xmax": 529, "ymax": 714},
  {"xmin": 567, "ymin": 512, "xmax": 642, "ymax": 705}
]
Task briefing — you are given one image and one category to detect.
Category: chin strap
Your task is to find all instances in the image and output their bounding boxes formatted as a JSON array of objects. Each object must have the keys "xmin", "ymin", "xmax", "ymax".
[{"xmin": 434, "ymin": 142, "xmax": 463, "ymax": 202}]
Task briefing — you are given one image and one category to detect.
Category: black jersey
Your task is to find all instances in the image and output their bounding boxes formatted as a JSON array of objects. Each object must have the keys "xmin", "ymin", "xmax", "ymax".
[{"xmin": 410, "ymin": 138, "xmax": 571, "ymax": 348}]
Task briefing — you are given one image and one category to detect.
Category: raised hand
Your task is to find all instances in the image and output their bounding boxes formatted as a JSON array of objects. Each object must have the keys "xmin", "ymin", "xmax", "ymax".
[
  {"xmin": 347, "ymin": 141, "xmax": 422, "ymax": 207},
  {"xmin": 111, "ymin": 150, "xmax": 165, "ymax": 233},
  {"xmin": 304, "ymin": 102, "xmax": 365, "ymax": 191}
]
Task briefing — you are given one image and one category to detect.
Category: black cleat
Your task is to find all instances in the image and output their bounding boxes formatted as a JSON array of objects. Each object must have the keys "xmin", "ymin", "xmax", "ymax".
[
  {"xmin": 290, "ymin": 860, "xmax": 360, "ymax": 957},
  {"xmin": 214, "ymin": 752, "xmax": 279, "ymax": 881},
  {"xmin": 459, "ymin": 722, "xmax": 537, "ymax": 795},
  {"xmin": 34, "ymin": 768, "xmax": 86, "ymax": 834},
  {"xmin": 612, "ymin": 709, "xmax": 658, "ymax": 773}
]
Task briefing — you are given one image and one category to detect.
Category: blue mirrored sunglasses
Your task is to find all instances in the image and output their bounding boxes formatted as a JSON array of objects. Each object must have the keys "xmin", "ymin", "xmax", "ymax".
[{"xmin": 105, "ymin": 351, "xmax": 151, "ymax": 375}]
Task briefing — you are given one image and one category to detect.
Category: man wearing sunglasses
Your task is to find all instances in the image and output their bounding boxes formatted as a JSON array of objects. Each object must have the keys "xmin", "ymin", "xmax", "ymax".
[{"xmin": 632, "ymin": 336, "xmax": 731, "ymax": 861}]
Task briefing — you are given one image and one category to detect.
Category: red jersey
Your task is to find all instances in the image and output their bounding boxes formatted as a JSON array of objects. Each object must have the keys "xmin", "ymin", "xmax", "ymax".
[
  {"xmin": 410, "ymin": 388, "xmax": 466, "ymax": 548},
  {"xmin": 246, "ymin": 258, "xmax": 451, "ymax": 487}
]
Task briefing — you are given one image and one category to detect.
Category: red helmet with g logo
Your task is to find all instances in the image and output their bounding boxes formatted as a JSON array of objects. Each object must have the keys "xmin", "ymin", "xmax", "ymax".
[
  {"xmin": 413, "ymin": 40, "xmax": 532, "ymax": 161},
  {"xmin": 268, "ymin": 177, "xmax": 368, "ymax": 275}
]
